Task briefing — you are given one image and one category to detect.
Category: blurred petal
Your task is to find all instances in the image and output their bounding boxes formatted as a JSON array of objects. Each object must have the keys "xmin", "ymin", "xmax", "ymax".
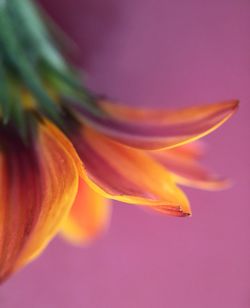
[
  {"xmin": 0, "ymin": 122, "xmax": 79, "ymax": 282},
  {"xmin": 151, "ymin": 143, "xmax": 229, "ymax": 190},
  {"xmin": 61, "ymin": 178, "xmax": 111, "ymax": 244},
  {"xmin": 76, "ymin": 99, "xmax": 238, "ymax": 150},
  {"xmin": 166, "ymin": 141, "xmax": 206, "ymax": 160},
  {"xmin": 69, "ymin": 126, "xmax": 191, "ymax": 217}
]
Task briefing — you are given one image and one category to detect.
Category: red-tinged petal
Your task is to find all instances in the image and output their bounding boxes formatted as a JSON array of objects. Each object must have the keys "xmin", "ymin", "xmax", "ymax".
[
  {"xmin": 61, "ymin": 178, "xmax": 111, "ymax": 245},
  {"xmin": 151, "ymin": 144, "xmax": 229, "ymax": 190},
  {"xmin": 165, "ymin": 141, "xmax": 206, "ymax": 160},
  {"xmin": 0, "ymin": 122, "xmax": 79, "ymax": 282},
  {"xmin": 69, "ymin": 126, "xmax": 191, "ymax": 217},
  {"xmin": 75, "ymin": 99, "xmax": 238, "ymax": 150}
]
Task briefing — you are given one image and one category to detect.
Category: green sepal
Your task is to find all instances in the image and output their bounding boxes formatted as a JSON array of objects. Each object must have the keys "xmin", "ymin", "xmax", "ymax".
[
  {"xmin": 7, "ymin": 0, "xmax": 67, "ymax": 71},
  {"xmin": 41, "ymin": 62, "xmax": 102, "ymax": 116},
  {"xmin": 0, "ymin": 0, "xmax": 102, "ymax": 141},
  {"xmin": 0, "ymin": 2, "xmax": 62, "ymax": 125},
  {"xmin": 10, "ymin": 90, "xmax": 28, "ymax": 142},
  {"xmin": 0, "ymin": 59, "xmax": 11, "ymax": 124}
]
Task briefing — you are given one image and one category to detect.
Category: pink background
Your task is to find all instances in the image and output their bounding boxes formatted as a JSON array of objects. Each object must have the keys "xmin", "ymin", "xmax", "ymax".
[{"xmin": 1, "ymin": 0, "xmax": 249, "ymax": 307}]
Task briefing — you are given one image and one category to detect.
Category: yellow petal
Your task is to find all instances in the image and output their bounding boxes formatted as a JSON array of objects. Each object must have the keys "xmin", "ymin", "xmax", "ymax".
[
  {"xmin": 69, "ymin": 126, "xmax": 191, "ymax": 217},
  {"xmin": 78, "ymin": 99, "xmax": 238, "ymax": 150},
  {"xmin": 61, "ymin": 178, "xmax": 111, "ymax": 245},
  {"xmin": 0, "ymin": 122, "xmax": 79, "ymax": 282},
  {"xmin": 151, "ymin": 143, "xmax": 230, "ymax": 190}
]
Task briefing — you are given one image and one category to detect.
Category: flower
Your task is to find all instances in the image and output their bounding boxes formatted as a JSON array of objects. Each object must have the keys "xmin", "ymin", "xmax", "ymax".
[
  {"xmin": 59, "ymin": 99, "xmax": 238, "ymax": 244},
  {"xmin": 0, "ymin": 0, "xmax": 239, "ymax": 282},
  {"xmin": 0, "ymin": 121, "xmax": 80, "ymax": 282}
]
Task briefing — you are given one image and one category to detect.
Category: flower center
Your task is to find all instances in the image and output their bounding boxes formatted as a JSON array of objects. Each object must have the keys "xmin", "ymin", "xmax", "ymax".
[{"xmin": 0, "ymin": 0, "xmax": 96, "ymax": 142}]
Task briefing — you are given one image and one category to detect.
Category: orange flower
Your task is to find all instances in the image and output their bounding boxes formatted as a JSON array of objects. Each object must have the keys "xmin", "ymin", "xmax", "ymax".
[
  {"xmin": 0, "ymin": 0, "xmax": 239, "ymax": 283},
  {"xmin": 60, "ymin": 99, "xmax": 238, "ymax": 242},
  {"xmin": 0, "ymin": 97, "xmax": 238, "ymax": 282}
]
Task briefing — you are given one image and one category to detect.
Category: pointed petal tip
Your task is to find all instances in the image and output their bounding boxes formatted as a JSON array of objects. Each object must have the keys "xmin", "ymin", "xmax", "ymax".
[
  {"xmin": 227, "ymin": 99, "xmax": 240, "ymax": 113},
  {"xmin": 172, "ymin": 210, "xmax": 191, "ymax": 217},
  {"xmin": 181, "ymin": 206, "xmax": 192, "ymax": 217},
  {"xmin": 231, "ymin": 99, "xmax": 240, "ymax": 109},
  {"xmin": 174, "ymin": 174, "xmax": 232, "ymax": 191},
  {"xmin": 171, "ymin": 208, "xmax": 192, "ymax": 217},
  {"xmin": 153, "ymin": 200, "xmax": 192, "ymax": 217},
  {"xmin": 162, "ymin": 98, "xmax": 240, "ymax": 151},
  {"xmin": 201, "ymin": 176, "xmax": 232, "ymax": 191},
  {"xmin": 205, "ymin": 177, "xmax": 233, "ymax": 191},
  {"xmin": 223, "ymin": 99, "xmax": 239, "ymax": 117},
  {"xmin": 209, "ymin": 177, "xmax": 232, "ymax": 190},
  {"xmin": 182, "ymin": 212, "xmax": 192, "ymax": 217}
]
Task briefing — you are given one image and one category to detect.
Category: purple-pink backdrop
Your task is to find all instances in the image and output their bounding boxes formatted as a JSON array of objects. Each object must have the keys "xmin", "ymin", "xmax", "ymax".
[{"xmin": 1, "ymin": 1, "xmax": 249, "ymax": 307}]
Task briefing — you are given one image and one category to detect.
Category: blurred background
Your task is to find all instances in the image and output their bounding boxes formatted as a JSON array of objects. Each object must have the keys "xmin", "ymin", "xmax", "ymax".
[{"xmin": 1, "ymin": 0, "xmax": 249, "ymax": 307}]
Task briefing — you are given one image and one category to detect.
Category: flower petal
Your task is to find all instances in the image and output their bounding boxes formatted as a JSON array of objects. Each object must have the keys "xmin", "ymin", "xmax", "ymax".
[
  {"xmin": 69, "ymin": 126, "xmax": 191, "ymax": 217},
  {"xmin": 61, "ymin": 178, "xmax": 111, "ymax": 244},
  {"xmin": 0, "ymin": 122, "xmax": 79, "ymax": 282},
  {"xmin": 151, "ymin": 143, "xmax": 229, "ymax": 190},
  {"xmin": 75, "ymin": 99, "xmax": 238, "ymax": 150}
]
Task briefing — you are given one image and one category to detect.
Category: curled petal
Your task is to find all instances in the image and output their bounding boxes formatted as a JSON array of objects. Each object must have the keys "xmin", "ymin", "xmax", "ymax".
[
  {"xmin": 151, "ymin": 143, "xmax": 229, "ymax": 190},
  {"xmin": 0, "ymin": 122, "xmax": 79, "ymax": 282},
  {"xmin": 75, "ymin": 99, "xmax": 238, "ymax": 150},
  {"xmin": 61, "ymin": 178, "xmax": 111, "ymax": 244},
  {"xmin": 69, "ymin": 127, "xmax": 191, "ymax": 217}
]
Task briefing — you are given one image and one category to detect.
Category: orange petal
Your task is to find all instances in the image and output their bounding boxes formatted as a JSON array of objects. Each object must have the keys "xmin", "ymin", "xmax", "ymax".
[
  {"xmin": 151, "ymin": 143, "xmax": 229, "ymax": 190},
  {"xmin": 61, "ymin": 178, "xmax": 111, "ymax": 244},
  {"xmin": 164, "ymin": 141, "xmax": 206, "ymax": 160},
  {"xmin": 76, "ymin": 99, "xmax": 238, "ymax": 150},
  {"xmin": 0, "ymin": 122, "xmax": 79, "ymax": 282},
  {"xmin": 69, "ymin": 126, "xmax": 191, "ymax": 217}
]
